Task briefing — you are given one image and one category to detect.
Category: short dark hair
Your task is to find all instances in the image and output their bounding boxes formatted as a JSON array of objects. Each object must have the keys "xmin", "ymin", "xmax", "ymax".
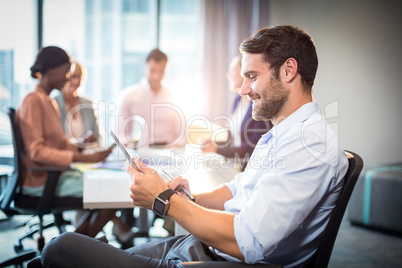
[
  {"xmin": 146, "ymin": 48, "xmax": 168, "ymax": 63},
  {"xmin": 240, "ymin": 25, "xmax": 318, "ymax": 91},
  {"xmin": 30, "ymin": 46, "xmax": 70, "ymax": 79}
]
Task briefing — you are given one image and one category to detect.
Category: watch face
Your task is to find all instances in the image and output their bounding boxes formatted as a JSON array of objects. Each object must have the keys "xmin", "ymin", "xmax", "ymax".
[{"xmin": 153, "ymin": 199, "xmax": 166, "ymax": 216}]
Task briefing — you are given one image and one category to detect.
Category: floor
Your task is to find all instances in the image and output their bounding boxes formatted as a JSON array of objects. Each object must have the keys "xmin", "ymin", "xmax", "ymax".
[
  {"xmin": 0, "ymin": 209, "xmax": 402, "ymax": 268},
  {"xmin": 0, "ymin": 209, "xmax": 168, "ymax": 267},
  {"xmin": 329, "ymin": 217, "xmax": 402, "ymax": 268}
]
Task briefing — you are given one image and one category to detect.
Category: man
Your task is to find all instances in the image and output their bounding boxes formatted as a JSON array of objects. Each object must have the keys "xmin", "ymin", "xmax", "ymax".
[
  {"xmin": 201, "ymin": 55, "xmax": 272, "ymax": 159},
  {"xmin": 116, "ymin": 48, "xmax": 183, "ymax": 148},
  {"xmin": 38, "ymin": 25, "xmax": 348, "ymax": 268}
]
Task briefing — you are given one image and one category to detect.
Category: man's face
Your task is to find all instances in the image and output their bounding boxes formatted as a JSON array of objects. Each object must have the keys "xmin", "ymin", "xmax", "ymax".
[
  {"xmin": 146, "ymin": 59, "xmax": 167, "ymax": 90},
  {"xmin": 240, "ymin": 53, "xmax": 289, "ymax": 121}
]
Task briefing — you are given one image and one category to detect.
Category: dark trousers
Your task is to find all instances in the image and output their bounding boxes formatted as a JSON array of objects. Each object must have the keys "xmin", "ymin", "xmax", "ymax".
[{"xmin": 37, "ymin": 232, "xmax": 224, "ymax": 268}]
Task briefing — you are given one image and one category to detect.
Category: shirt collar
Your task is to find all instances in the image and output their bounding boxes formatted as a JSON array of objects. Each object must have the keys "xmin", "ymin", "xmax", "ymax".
[
  {"xmin": 260, "ymin": 132, "xmax": 273, "ymax": 144},
  {"xmin": 262, "ymin": 102, "xmax": 319, "ymax": 144}
]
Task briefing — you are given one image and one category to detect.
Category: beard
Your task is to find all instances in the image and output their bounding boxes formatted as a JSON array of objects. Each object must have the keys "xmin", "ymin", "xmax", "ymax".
[{"xmin": 251, "ymin": 77, "xmax": 289, "ymax": 121}]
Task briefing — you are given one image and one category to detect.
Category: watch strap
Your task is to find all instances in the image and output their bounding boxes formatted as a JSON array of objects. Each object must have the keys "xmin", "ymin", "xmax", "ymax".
[{"xmin": 158, "ymin": 189, "xmax": 177, "ymax": 201}]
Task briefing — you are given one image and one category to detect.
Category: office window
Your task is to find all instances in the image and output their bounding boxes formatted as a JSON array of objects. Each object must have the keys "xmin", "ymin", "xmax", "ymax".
[
  {"xmin": 122, "ymin": 0, "xmax": 149, "ymax": 14},
  {"xmin": 0, "ymin": 0, "xmax": 36, "ymax": 145},
  {"xmin": 40, "ymin": 0, "xmax": 201, "ymax": 143},
  {"xmin": 0, "ymin": 0, "xmax": 201, "ymax": 147},
  {"xmin": 43, "ymin": 0, "xmax": 86, "ymax": 68},
  {"xmin": 159, "ymin": 0, "xmax": 201, "ymax": 117},
  {"xmin": 121, "ymin": 0, "xmax": 157, "ymax": 88}
]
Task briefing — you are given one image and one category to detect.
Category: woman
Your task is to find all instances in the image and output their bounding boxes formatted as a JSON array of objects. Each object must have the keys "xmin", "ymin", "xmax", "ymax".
[
  {"xmin": 53, "ymin": 59, "xmax": 135, "ymax": 242},
  {"xmin": 54, "ymin": 61, "xmax": 100, "ymax": 148},
  {"xmin": 16, "ymin": 46, "xmax": 129, "ymax": 239}
]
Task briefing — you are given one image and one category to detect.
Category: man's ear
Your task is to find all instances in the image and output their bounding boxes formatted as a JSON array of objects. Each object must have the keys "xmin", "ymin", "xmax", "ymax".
[{"xmin": 281, "ymin": 58, "xmax": 298, "ymax": 83}]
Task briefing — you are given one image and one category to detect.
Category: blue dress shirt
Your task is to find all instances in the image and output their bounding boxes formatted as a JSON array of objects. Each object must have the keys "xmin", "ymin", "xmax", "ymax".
[{"xmin": 219, "ymin": 102, "xmax": 349, "ymax": 267}]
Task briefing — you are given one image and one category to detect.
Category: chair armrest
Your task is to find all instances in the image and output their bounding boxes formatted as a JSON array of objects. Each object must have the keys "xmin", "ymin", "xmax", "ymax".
[
  {"xmin": 180, "ymin": 261, "xmax": 282, "ymax": 268},
  {"xmin": 27, "ymin": 166, "xmax": 71, "ymax": 172}
]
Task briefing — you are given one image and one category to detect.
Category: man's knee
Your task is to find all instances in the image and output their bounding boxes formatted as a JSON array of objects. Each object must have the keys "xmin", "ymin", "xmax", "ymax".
[{"xmin": 41, "ymin": 232, "xmax": 83, "ymax": 266}]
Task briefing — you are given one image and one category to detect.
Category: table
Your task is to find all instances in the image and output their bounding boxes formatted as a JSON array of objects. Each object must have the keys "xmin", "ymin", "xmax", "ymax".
[
  {"xmin": 81, "ymin": 145, "xmax": 241, "ymax": 234},
  {"xmin": 83, "ymin": 169, "xmax": 133, "ymax": 209},
  {"xmin": 83, "ymin": 145, "xmax": 240, "ymax": 209}
]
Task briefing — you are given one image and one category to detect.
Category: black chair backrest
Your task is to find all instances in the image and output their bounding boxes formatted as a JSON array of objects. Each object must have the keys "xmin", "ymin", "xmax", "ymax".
[
  {"xmin": 308, "ymin": 150, "xmax": 363, "ymax": 268},
  {"xmin": 0, "ymin": 107, "xmax": 23, "ymax": 213}
]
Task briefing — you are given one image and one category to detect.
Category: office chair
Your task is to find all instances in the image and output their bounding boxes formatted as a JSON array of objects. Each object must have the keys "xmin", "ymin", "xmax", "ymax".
[
  {"xmin": 0, "ymin": 107, "xmax": 83, "ymax": 266},
  {"xmin": 181, "ymin": 150, "xmax": 363, "ymax": 268}
]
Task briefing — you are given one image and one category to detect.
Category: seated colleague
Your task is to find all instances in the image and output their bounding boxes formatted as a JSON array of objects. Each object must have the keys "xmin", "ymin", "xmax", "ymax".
[
  {"xmin": 38, "ymin": 26, "xmax": 349, "ymax": 268},
  {"xmin": 116, "ymin": 48, "xmax": 183, "ymax": 148},
  {"xmin": 116, "ymin": 48, "xmax": 183, "ymax": 235},
  {"xmin": 53, "ymin": 61, "xmax": 100, "ymax": 148},
  {"xmin": 202, "ymin": 55, "xmax": 273, "ymax": 158},
  {"xmin": 17, "ymin": 46, "xmax": 120, "ymax": 238},
  {"xmin": 53, "ymin": 60, "xmax": 134, "ymax": 242}
]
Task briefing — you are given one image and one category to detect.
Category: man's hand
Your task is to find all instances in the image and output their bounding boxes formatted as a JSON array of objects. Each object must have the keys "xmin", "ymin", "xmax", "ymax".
[
  {"xmin": 166, "ymin": 175, "xmax": 193, "ymax": 201},
  {"xmin": 126, "ymin": 159, "xmax": 244, "ymax": 261},
  {"xmin": 200, "ymin": 139, "xmax": 218, "ymax": 153},
  {"xmin": 83, "ymin": 133, "xmax": 97, "ymax": 144},
  {"xmin": 128, "ymin": 159, "xmax": 169, "ymax": 209},
  {"xmin": 72, "ymin": 144, "xmax": 114, "ymax": 163}
]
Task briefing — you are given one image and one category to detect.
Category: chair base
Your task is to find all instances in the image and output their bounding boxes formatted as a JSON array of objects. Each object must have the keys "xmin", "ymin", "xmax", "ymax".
[{"xmin": 0, "ymin": 249, "xmax": 37, "ymax": 268}]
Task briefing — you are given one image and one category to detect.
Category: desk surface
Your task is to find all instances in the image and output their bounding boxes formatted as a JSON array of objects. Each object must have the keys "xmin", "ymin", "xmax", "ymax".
[{"xmin": 83, "ymin": 145, "xmax": 241, "ymax": 209}]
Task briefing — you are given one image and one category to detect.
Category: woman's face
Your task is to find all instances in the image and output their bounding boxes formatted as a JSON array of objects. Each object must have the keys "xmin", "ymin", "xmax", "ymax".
[
  {"xmin": 48, "ymin": 62, "xmax": 72, "ymax": 90},
  {"xmin": 63, "ymin": 66, "xmax": 82, "ymax": 97}
]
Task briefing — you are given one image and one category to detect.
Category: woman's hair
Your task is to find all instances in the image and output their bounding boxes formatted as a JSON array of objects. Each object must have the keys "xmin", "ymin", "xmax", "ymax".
[
  {"xmin": 30, "ymin": 46, "xmax": 70, "ymax": 79},
  {"xmin": 72, "ymin": 61, "xmax": 87, "ymax": 79}
]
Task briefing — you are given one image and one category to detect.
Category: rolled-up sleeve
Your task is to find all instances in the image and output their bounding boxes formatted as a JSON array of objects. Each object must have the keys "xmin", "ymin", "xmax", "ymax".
[{"xmin": 224, "ymin": 172, "xmax": 244, "ymax": 198}]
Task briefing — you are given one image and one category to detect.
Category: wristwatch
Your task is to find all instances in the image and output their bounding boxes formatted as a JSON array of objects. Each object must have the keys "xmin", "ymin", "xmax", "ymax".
[{"xmin": 152, "ymin": 189, "xmax": 177, "ymax": 217}]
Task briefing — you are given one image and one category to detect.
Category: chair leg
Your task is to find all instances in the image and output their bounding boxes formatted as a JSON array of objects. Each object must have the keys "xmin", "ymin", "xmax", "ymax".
[
  {"xmin": 0, "ymin": 250, "xmax": 37, "ymax": 268},
  {"xmin": 53, "ymin": 212, "xmax": 71, "ymax": 233},
  {"xmin": 37, "ymin": 215, "xmax": 45, "ymax": 252},
  {"xmin": 14, "ymin": 228, "xmax": 37, "ymax": 253},
  {"xmin": 37, "ymin": 237, "xmax": 45, "ymax": 252}
]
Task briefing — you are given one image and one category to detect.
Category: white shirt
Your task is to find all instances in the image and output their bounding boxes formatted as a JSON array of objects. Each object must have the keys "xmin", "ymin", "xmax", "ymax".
[
  {"xmin": 68, "ymin": 111, "xmax": 85, "ymax": 141},
  {"xmin": 116, "ymin": 79, "xmax": 184, "ymax": 147},
  {"xmin": 220, "ymin": 102, "xmax": 349, "ymax": 267}
]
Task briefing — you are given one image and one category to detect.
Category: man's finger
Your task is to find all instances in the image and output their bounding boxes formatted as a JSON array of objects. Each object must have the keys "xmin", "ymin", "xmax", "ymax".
[{"xmin": 132, "ymin": 158, "xmax": 156, "ymax": 174}]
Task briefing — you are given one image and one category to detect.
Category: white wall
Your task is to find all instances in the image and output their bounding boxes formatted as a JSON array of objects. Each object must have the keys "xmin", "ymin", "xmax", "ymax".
[{"xmin": 268, "ymin": 0, "xmax": 402, "ymax": 169}]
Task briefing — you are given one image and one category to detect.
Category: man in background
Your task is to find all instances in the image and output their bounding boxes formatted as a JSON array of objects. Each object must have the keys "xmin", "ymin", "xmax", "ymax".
[{"xmin": 116, "ymin": 48, "xmax": 184, "ymax": 148}]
